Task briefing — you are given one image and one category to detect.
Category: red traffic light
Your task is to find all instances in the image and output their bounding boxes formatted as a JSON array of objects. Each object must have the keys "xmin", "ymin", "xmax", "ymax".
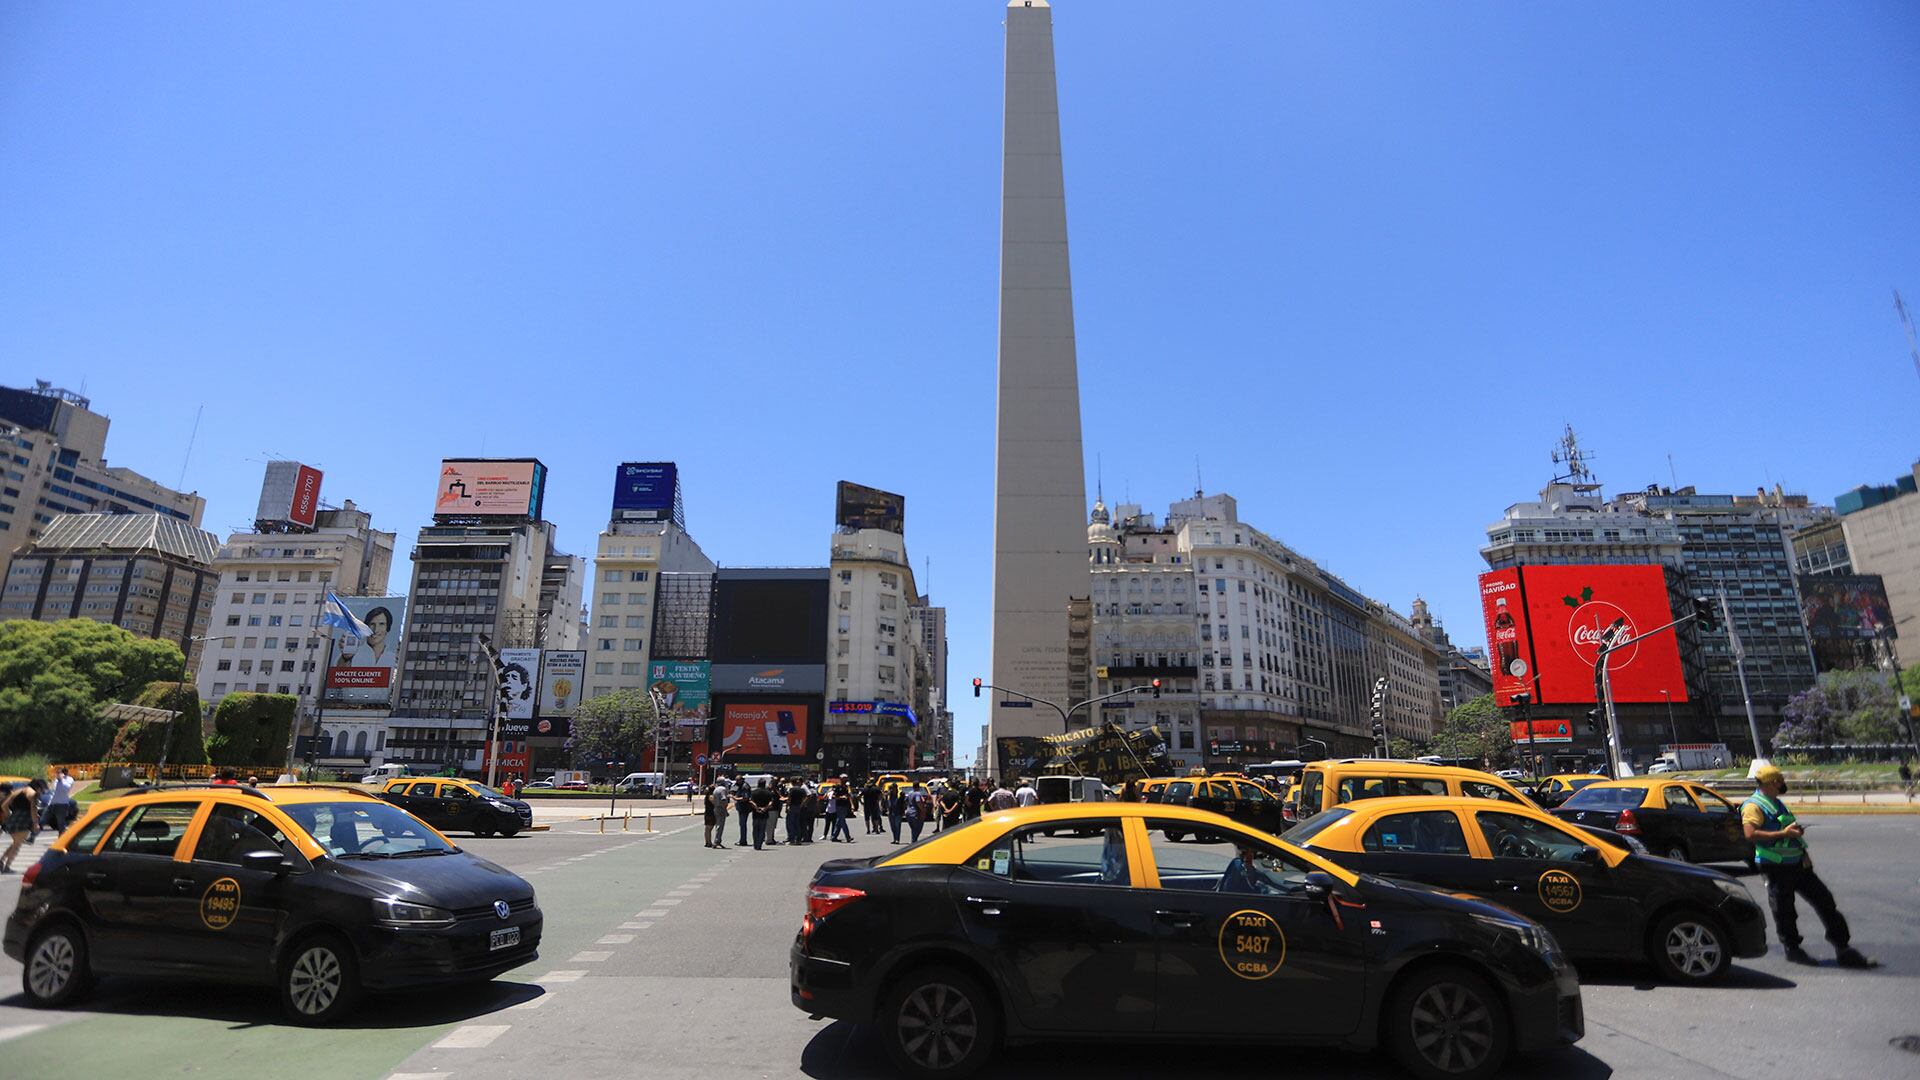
[
  {"xmin": 1151, "ymin": 678, "xmax": 1163, "ymax": 699},
  {"xmin": 972, "ymin": 677, "xmax": 983, "ymax": 698}
]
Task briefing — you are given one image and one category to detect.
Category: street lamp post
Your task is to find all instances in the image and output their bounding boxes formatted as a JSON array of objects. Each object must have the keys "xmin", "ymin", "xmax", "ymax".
[
  {"xmin": 1297, "ymin": 735, "xmax": 1329, "ymax": 761},
  {"xmin": 1660, "ymin": 689, "xmax": 1677, "ymax": 746},
  {"xmin": 607, "ymin": 759, "xmax": 624, "ymax": 818}
]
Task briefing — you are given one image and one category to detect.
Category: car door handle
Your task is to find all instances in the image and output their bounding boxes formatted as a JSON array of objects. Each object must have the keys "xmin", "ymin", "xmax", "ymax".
[
  {"xmin": 172, "ymin": 876, "xmax": 196, "ymax": 893},
  {"xmin": 964, "ymin": 896, "xmax": 1010, "ymax": 916},
  {"xmin": 1155, "ymin": 909, "xmax": 1203, "ymax": 929},
  {"xmin": 1491, "ymin": 879, "xmax": 1521, "ymax": 891},
  {"xmin": 85, "ymin": 871, "xmax": 109, "ymax": 886}
]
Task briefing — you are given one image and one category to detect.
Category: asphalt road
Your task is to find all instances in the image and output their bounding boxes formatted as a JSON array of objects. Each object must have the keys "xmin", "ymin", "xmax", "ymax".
[{"xmin": 1, "ymin": 811, "xmax": 1916, "ymax": 1078}]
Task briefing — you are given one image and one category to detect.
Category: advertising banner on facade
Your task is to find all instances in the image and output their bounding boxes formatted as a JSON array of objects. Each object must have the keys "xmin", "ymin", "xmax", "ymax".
[
  {"xmin": 434, "ymin": 459, "xmax": 546, "ymax": 520},
  {"xmin": 324, "ymin": 596, "xmax": 405, "ymax": 704},
  {"xmin": 995, "ymin": 722, "xmax": 1170, "ymax": 785},
  {"xmin": 1799, "ymin": 574, "xmax": 1895, "ymax": 672},
  {"xmin": 1509, "ymin": 719, "xmax": 1575, "ymax": 744},
  {"xmin": 537, "ymin": 650, "xmax": 585, "ymax": 719},
  {"xmin": 834, "ymin": 481, "xmax": 905, "ymax": 535},
  {"xmin": 649, "ymin": 660, "xmax": 711, "ymax": 728},
  {"xmin": 1482, "ymin": 565, "xmax": 1687, "ymax": 706},
  {"xmin": 256, "ymin": 461, "xmax": 324, "ymax": 528},
  {"xmin": 499, "ymin": 648, "xmax": 541, "ymax": 722},
  {"xmin": 711, "ymin": 664, "xmax": 826, "ymax": 694},
  {"xmin": 719, "ymin": 702, "xmax": 813, "ymax": 758}
]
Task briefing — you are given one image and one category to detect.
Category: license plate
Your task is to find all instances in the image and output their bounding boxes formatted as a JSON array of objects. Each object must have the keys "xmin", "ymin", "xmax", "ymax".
[{"xmin": 490, "ymin": 927, "xmax": 520, "ymax": 951}]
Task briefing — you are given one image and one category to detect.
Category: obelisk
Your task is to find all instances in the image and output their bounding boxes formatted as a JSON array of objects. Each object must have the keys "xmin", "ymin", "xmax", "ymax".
[{"xmin": 988, "ymin": 0, "xmax": 1089, "ymax": 770}]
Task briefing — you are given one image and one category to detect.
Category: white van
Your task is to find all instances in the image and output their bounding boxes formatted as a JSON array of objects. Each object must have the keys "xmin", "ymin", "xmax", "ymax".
[
  {"xmin": 616, "ymin": 772, "xmax": 665, "ymax": 795},
  {"xmin": 1035, "ymin": 775, "xmax": 1107, "ymax": 804}
]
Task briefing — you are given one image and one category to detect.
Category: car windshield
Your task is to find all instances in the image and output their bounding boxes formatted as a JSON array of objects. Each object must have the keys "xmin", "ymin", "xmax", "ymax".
[
  {"xmin": 467, "ymin": 784, "xmax": 507, "ymax": 799},
  {"xmin": 1284, "ymin": 806, "xmax": 1353, "ymax": 844},
  {"xmin": 1565, "ymin": 777, "xmax": 1601, "ymax": 791},
  {"xmin": 1561, "ymin": 786, "xmax": 1646, "ymax": 810},
  {"xmin": 280, "ymin": 801, "xmax": 458, "ymax": 858}
]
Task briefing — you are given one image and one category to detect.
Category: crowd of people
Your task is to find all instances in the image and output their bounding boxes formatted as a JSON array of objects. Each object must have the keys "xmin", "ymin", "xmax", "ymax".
[{"xmin": 697, "ymin": 774, "xmax": 1044, "ymax": 851}]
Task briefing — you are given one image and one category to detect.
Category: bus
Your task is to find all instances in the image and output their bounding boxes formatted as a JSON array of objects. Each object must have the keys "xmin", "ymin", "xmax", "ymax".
[{"xmin": 1244, "ymin": 760, "xmax": 1308, "ymax": 787}]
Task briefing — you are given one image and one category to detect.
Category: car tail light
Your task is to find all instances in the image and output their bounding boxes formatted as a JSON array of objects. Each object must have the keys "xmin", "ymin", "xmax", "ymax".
[
  {"xmin": 21, "ymin": 861, "xmax": 42, "ymax": 887},
  {"xmin": 806, "ymin": 885, "xmax": 866, "ymax": 921},
  {"xmin": 1615, "ymin": 809, "xmax": 1641, "ymax": 835}
]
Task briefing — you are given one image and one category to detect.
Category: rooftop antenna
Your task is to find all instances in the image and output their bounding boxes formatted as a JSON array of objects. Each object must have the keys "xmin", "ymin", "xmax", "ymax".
[
  {"xmin": 1667, "ymin": 453, "xmax": 1677, "ymax": 490},
  {"xmin": 177, "ymin": 404, "xmax": 203, "ymax": 489},
  {"xmin": 1549, "ymin": 423, "xmax": 1599, "ymax": 491},
  {"xmin": 1896, "ymin": 289, "xmax": 1920, "ymax": 386},
  {"xmin": 1096, "ymin": 453, "xmax": 1104, "ymax": 505},
  {"xmin": 1194, "ymin": 456, "xmax": 1204, "ymax": 499}
]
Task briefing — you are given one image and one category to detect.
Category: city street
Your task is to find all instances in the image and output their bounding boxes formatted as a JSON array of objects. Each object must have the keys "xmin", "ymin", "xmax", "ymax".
[{"xmin": 2, "ymin": 811, "xmax": 1916, "ymax": 1079}]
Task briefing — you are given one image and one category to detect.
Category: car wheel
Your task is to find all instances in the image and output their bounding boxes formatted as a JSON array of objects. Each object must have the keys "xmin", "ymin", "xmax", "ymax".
[
  {"xmin": 280, "ymin": 933, "xmax": 363, "ymax": 1025},
  {"xmin": 499, "ymin": 824, "xmax": 520, "ymax": 838},
  {"xmin": 1648, "ymin": 910, "xmax": 1728, "ymax": 983},
  {"xmin": 474, "ymin": 827, "xmax": 495, "ymax": 838},
  {"xmin": 880, "ymin": 965, "xmax": 1001, "ymax": 1078},
  {"xmin": 1662, "ymin": 841, "xmax": 1690, "ymax": 862},
  {"xmin": 1385, "ymin": 965, "xmax": 1510, "ymax": 1080},
  {"xmin": 22, "ymin": 922, "xmax": 94, "ymax": 1008}
]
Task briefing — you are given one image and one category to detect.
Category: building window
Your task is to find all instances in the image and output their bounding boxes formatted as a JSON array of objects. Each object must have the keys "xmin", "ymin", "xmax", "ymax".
[
  {"xmin": 268, "ymin": 615, "xmax": 283, "ymax": 627},
  {"xmin": 225, "ymin": 615, "xmax": 240, "ymax": 627},
  {"xmin": 601, "ymin": 593, "xmax": 620, "ymax": 605},
  {"xmin": 621, "ymin": 662, "xmax": 644, "ymax": 676},
  {"xmin": 624, "ymin": 639, "xmax": 643, "ymax": 651},
  {"xmin": 600, "ymin": 615, "xmax": 618, "ymax": 628},
  {"xmin": 604, "ymin": 569, "xmax": 623, "ymax": 582},
  {"xmin": 629, "ymin": 570, "xmax": 650, "ymax": 582},
  {"xmin": 625, "ymin": 616, "xmax": 645, "ymax": 628},
  {"xmin": 598, "ymin": 640, "xmax": 614, "ymax": 651},
  {"xmin": 594, "ymin": 662, "xmax": 614, "ymax": 675},
  {"xmin": 272, "ymin": 593, "xmax": 287, "ymax": 605}
]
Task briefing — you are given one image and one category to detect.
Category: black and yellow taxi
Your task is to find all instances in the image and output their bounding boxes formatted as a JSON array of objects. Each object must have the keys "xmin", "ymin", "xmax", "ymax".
[
  {"xmin": 378, "ymin": 776, "xmax": 532, "ymax": 837},
  {"xmin": 5, "ymin": 783, "xmax": 541, "ymax": 1023},
  {"xmin": 1286, "ymin": 796, "xmax": 1767, "ymax": 984},
  {"xmin": 1528, "ymin": 774, "xmax": 1607, "ymax": 810},
  {"xmin": 1141, "ymin": 774, "xmax": 1285, "ymax": 835},
  {"xmin": 1549, "ymin": 777, "xmax": 1748, "ymax": 864},
  {"xmin": 1291, "ymin": 760, "xmax": 1540, "ymax": 821},
  {"xmin": 791, "ymin": 802, "xmax": 1582, "ymax": 1079}
]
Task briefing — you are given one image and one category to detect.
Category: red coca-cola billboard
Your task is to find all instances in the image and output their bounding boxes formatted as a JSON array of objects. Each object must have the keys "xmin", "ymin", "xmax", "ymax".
[{"xmin": 1478, "ymin": 565, "xmax": 1687, "ymax": 706}]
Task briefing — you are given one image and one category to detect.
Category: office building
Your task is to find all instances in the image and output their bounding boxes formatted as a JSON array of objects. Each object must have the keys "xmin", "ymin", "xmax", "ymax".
[
  {"xmin": 0, "ymin": 512, "xmax": 219, "ymax": 668},
  {"xmin": 1836, "ymin": 463, "xmax": 1920, "ymax": 656},
  {"xmin": 0, "ymin": 382, "xmax": 205, "ymax": 586},
  {"xmin": 1410, "ymin": 597, "xmax": 1495, "ymax": 712}
]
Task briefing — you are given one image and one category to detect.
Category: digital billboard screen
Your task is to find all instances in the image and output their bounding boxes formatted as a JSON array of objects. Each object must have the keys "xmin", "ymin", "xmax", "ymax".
[
  {"xmin": 835, "ymin": 481, "xmax": 905, "ymax": 535},
  {"xmin": 612, "ymin": 462, "xmax": 678, "ymax": 515},
  {"xmin": 711, "ymin": 571, "xmax": 828, "ymax": 665},
  {"xmin": 537, "ymin": 650, "xmax": 585, "ymax": 719},
  {"xmin": 649, "ymin": 660, "xmax": 711, "ymax": 728},
  {"xmin": 434, "ymin": 459, "xmax": 546, "ymax": 520},
  {"xmin": 1479, "ymin": 565, "xmax": 1687, "ymax": 706},
  {"xmin": 1800, "ymin": 574, "xmax": 1895, "ymax": 671},
  {"xmin": 324, "ymin": 596, "xmax": 405, "ymax": 704},
  {"xmin": 719, "ymin": 701, "xmax": 815, "ymax": 759}
]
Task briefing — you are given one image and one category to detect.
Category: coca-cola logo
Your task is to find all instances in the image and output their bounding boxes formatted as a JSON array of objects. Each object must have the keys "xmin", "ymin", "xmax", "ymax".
[{"xmin": 1568, "ymin": 601, "xmax": 1637, "ymax": 670}]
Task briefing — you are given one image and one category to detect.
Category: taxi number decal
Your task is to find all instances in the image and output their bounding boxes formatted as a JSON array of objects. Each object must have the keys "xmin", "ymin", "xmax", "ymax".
[
  {"xmin": 1217, "ymin": 909, "xmax": 1286, "ymax": 980},
  {"xmin": 201, "ymin": 877, "xmax": 242, "ymax": 930},
  {"xmin": 1537, "ymin": 869, "xmax": 1581, "ymax": 914}
]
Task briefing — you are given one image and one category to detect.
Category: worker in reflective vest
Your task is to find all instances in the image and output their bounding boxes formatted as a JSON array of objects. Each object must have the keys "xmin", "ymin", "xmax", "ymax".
[{"xmin": 1741, "ymin": 765, "xmax": 1876, "ymax": 968}]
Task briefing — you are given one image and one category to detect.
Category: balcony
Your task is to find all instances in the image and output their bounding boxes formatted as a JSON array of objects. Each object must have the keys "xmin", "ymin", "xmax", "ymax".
[{"xmin": 1100, "ymin": 664, "xmax": 1199, "ymax": 680}]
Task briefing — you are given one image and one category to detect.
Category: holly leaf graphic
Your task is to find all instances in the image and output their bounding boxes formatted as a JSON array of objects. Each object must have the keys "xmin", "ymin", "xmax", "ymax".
[
  {"xmin": 1563, "ymin": 596, "xmax": 1580, "ymax": 609},
  {"xmin": 1581, "ymin": 586, "xmax": 1594, "ymax": 603}
]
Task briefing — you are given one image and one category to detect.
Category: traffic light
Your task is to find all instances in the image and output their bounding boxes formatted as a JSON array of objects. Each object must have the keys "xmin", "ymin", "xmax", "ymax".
[
  {"xmin": 972, "ymin": 677, "xmax": 982, "ymax": 698},
  {"xmin": 1691, "ymin": 596, "xmax": 1719, "ymax": 632},
  {"xmin": 1151, "ymin": 678, "xmax": 1163, "ymax": 699},
  {"xmin": 1584, "ymin": 708, "xmax": 1599, "ymax": 734}
]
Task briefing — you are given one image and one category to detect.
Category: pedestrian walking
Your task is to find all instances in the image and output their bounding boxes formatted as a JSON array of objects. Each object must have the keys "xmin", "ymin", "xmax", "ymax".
[
  {"xmin": 785, "ymin": 780, "xmax": 806, "ymax": 845},
  {"xmin": 1743, "ymin": 765, "xmax": 1878, "ymax": 968},
  {"xmin": 832, "ymin": 775, "xmax": 855, "ymax": 841},
  {"xmin": 734, "ymin": 779, "xmax": 753, "ymax": 847},
  {"xmin": 987, "ymin": 781, "xmax": 1017, "ymax": 811},
  {"xmin": 702, "ymin": 783, "xmax": 725, "ymax": 849},
  {"xmin": 1901, "ymin": 760, "xmax": 1915, "ymax": 804},
  {"xmin": 888, "ymin": 783, "xmax": 906, "ymax": 844},
  {"xmin": 904, "ymin": 782, "xmax": 928, "ymax": 843},
  {"xmin": 863, "ymin": 780, "xmax": 883, "ymax": 834},
  {"xmin": 1014, "ymin": 778, "xmax": 1040, "ymax": 807},
  {"xmin": 964, "ymin": 780, "xmax": 985, "ymax": 820},
  {"xmin": 0, "ymin": 778, "xmax": 43, "ymax": 874},
  {"xmin": 750, "ymin": 779, "xmax": 776, "ymax": 850}
]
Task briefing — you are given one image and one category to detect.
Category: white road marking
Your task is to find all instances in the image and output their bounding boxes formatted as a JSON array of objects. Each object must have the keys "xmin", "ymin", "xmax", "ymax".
[
  {"xmin": 541, "ymin": 969, "xmax": 588, "ymax": 982},
  {"xmin": 388, "ymin": 1072, "xmax": 449, "ymax": 1080},
  {"xmin": 654, "ymin": 898, "xmax": 683, "ymax": 906},
  {"xmin": 597, "ymin": 934, "xmax": 635, "ymax": 945},
  {"xmin": 619, "ymin": 921, "xmax": 652, "ymax": 930},
  {"xmin": 433, "ymin": 1024, "xmax": 510, "ymax": 1049},
  {"xmin": 636, "ymin": 908, "xmax": 669, "ymax": 917},
  {"xmin": 571, "ymin": 950, "xmax": 613, "ymax": 962},
  {"xmin": 511, "ymin": 993, "xmax": 554, "ymax": 1010},
  {"xmin": 0, "ymin": 1024, "xmax": 49, "ymax": 1045}
]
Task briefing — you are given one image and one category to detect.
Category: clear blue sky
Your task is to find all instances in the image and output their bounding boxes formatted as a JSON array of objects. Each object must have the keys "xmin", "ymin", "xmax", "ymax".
[{"xmin": 4, "ymin": 3, "xmax": 1916, "ymax": 765}]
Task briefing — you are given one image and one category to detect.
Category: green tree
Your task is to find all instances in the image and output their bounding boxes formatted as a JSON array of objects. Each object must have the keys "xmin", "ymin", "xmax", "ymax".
[
  {"xmin": 1426, "ymin": 693, "xmax": 1514, "ymax": 768},
  {"xmin": 1777, "ymin": 669, "xmax": 1904, "ymax": 747},
  {"xmin": 1387, "ymin": 735, "xmax": 1428, "ymax": 760},
  {"xmin": 206, "ymin": 693, "xmax": 298, "ymax": 766},
  {"xmin": 103, "ymin": 681, "xmax": 208, "ymax": 765},
  {"xmin": 566, "ymin": 688, "xmax": 656, "ymax": 770},
  {"xmin": 0, "ymin": 619, "xmax": 183, "ymax": 760}
]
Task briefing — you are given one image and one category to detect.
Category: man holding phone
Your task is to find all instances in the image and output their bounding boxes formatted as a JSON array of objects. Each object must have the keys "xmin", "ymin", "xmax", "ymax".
[{"xmin": 1742, "ymin": 765, "xmax": 1876, "ymax": 968}]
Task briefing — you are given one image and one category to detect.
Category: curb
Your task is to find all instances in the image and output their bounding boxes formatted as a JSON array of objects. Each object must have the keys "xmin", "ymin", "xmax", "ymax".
[{"xmin": 1794, "ymin": 805, "xmax": 1920, "ymax": 816}]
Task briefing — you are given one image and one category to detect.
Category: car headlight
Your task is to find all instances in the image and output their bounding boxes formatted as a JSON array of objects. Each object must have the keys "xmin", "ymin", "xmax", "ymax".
[
  {"xmin": 1473, "ymin": 913, "xmax": 1561, "ymax": 959},
  {"xmin": 487, "ymin": 799, "xmax": 513, "ymax": 811},
  {"xmin": 372, "ymin": 898, "xmax": 454, "ymax": 927},
  {"xmin": 1713, "ymin": 877, "xmax": 1754, "ymax": 905}
]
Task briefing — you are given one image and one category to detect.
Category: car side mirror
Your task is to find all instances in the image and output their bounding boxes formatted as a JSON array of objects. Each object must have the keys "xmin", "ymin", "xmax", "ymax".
[
  {"xmin": 1573, "ymin": 846, "xmax": 1602, "ymax": 866},
  {"xmin": 1302, "ymin": 870, "xmax": 1340, "ymax": 899},
  {"xmin": 243, "ymin": 849, "xmax": 293, "ymax": 875}
]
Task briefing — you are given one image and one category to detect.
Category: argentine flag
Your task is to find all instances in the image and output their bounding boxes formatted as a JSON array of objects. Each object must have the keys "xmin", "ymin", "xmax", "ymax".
[{"xmin": 320, "ymin": 589, "xmax": 373, "ymax": 638}]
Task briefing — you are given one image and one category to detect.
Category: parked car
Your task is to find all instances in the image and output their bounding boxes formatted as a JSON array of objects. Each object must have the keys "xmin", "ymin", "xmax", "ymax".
[
  {"xmin": 1648, "ymin": 761, "xmax": 1676, "ymax": 774},
  {"xmin": 560, "ymin": 780, "xmax": 592, "ymax": 791},
  {"xmin": 666, "ymin": 781, "xmax": 699, "ymax": 796},
  {"xmin": 523, "ymin": 780, "xmax": 555, "ymax": 790},
  {"xmin": 1494, "ymin": 769, "xmax": 1526, "ymax": 782}
]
